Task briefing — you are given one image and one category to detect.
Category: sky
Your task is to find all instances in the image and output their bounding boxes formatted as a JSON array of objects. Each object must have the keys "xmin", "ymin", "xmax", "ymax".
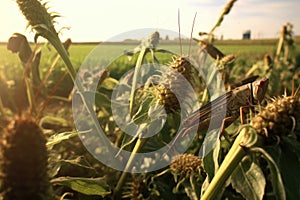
[{"xmin": 0, "ymin": 0, "xmax": 300, "ymax": 42}]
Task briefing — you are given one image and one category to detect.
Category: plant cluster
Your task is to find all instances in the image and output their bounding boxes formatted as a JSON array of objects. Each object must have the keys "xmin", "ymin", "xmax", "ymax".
[{"xmin": 0, "ymin": 0, "xmax": 299, "ymax": 200}]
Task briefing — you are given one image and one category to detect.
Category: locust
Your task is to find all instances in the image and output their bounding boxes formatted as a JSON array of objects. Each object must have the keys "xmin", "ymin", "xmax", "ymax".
[{"xmin": 173, "ymin": 78, "xmax": 269, "ymax": 142}]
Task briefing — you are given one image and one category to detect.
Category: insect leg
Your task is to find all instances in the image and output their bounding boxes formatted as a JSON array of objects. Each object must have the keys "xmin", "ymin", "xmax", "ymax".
[{"xmin": 220, "ymin": 116, "xmax": 238, "ymax": 133}]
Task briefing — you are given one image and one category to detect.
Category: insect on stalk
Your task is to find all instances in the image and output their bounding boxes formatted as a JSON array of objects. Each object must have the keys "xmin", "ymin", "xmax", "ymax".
[
  {"xmin": 156, "ymin": 11, "xmax": 198, "ymax": 114},
  {"xmin": 167, "ymin": 78, "xmax": 269, "ymax": 153},
  {"xmin": 168, "ymin": 11, "xmax": 197, "ymax": 83}
]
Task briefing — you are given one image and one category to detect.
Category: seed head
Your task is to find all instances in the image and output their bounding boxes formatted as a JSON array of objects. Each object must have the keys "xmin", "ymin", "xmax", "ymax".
[
  {"xmin": 264, "ymin": 53, "xmax": 273, "ymax": 67},
  {"xmin": 193, "ymin": 38, "xmax": 225, "ymax": 60},
  {"xmin": 132, "ymin": 178, "xmax": 150, "ymax": 200},
  {"xmin": 0, "ymin": 116, "xmax": 51, "ymax": 199},
  {"xmin": 170, "ymin": 154, "xmax": 202, "ymax": 177},
  {"xmin": 168, "ymin": 56, "xmax": 194, "ymax": 84},
  {"xmin": 16, "ymin": 0, "xmax": 59, "ymax": 40},
  {"xmin": 220, "ymin": 54, "xmax": 236, "ymax": 65},
  {"xmin": 150, "ymin": 56, "xmax": 195, "ymax": 114},
  {"xmin": 123, "ymin": 177, "xmax": 150, "ymax": 200},
  {"xmin": 251, "ymin": 95, "xmax": 300, "ymax": 138},
  {"xmin": 154, "ymin": 84, "xmax": 180, "ymax": 113}
]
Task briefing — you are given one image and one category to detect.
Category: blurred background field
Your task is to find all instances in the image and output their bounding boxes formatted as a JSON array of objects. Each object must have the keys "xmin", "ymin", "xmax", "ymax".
[
  {"xmin": 1, "ymin": 36, "xmax": 300, "ymax": 78},
  {"xmin": 1, "ymin": 37, "xmax": 299, "ymax": 97},
  {"xmin": 1, "ymin": 34, "xmax": 300, "ymax": 199}
]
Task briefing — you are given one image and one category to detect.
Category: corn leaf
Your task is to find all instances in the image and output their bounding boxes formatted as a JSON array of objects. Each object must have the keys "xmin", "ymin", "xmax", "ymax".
[
  {"xmin": 99, "ymin": 77, "xmax": 118, "ymax": 90},
  {"xmin": 201, "ymin": 129, "xmax": 221, "ymax": 181},
  {"xmin": 278, "ymin": 136, "xmax": 300, "ymax": 199},
  {"xmin": 231, "ymin": 156, "xmax": 266, "ymax": 200},
  {"xmin": 47, "ymin": 131, "xmax": 79, "ymax": 147},
  {"xmin": 252, "ymin": 147, "xmax": 286, "ymax": 200},
  {"xmin": 51, "ymin": 177, "xmax": 111, "ymax": 197},
  {"xmin": 81, "ymin": 91, "xmax": 111, "ymax": 108}
]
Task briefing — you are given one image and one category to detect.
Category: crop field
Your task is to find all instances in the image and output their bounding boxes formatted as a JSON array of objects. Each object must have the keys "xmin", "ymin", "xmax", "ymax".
[
  {"xmin": 0, "ymin": 42, "xmax": 277, "ymax": 94},
  {"xmin": 1, "ymin": 33, "xmax": 300, "ymax": 199},
  {"xmin": 1, "ymin": 41, "xmax": 294, "ymax": 75},
  {"xmin": 1, "ymin": 0, "xmax": 300, "ymax": 200}
]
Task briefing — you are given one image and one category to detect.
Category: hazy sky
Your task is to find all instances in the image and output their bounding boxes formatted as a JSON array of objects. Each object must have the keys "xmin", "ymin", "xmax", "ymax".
[{"xmin": 1, "ymin": 0, "xmax": 299, "ymax": 42}]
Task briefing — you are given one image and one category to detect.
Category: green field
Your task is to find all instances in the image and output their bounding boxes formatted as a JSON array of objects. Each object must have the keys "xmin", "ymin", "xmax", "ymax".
[
  {"xmin": 1, "ymin": 41, "xmax": 293, "ymax": 70},
  {"xmin": 1, "ymin": 40, "xmax": 298, "ymax": 87},
  {"xmin": 2, "ymin": 40, "xmax": 298, "ymax": 99},
  {"xmin": 2, "ymin": 0, "xmax": 300, "ymax": 198},
  {"xmin": 1, "ymin": 29, "xmax": 300, "ymax": 200}
]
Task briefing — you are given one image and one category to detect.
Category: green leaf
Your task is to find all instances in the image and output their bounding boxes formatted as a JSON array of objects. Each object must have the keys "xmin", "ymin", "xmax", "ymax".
[
  {"xmin": 132, "ymin": 96, "xmax": 154, "ymax": 124},
  {"xmin": 99, "ymin": 77, "xmax": 118, "ymax": 90},
  {"xmin": 262, "ymin": 135, "xmax": 300, "ymax": 199},
  {"xmin": 201, "ymin": 134, "xmax": 221, "ymax": 198},
  {"xmin": 82, "ymin": 91, "xmax": 111, "ymax": 108},
  {"xmin": 278, "ymin": 137, "xmax": 300, "ymax": 200},
  {"xmin": 231, "ymin": 156, "xmax": 266, "ymax": 200},
  {"xmin": 46, "ymin": 130, "xmax": 78, "ymax": 147},
  {"xmin": 251, "ymin": 147, "xmax": 286, "ymax": 200},
  {"xmin": 32, "ymin": 50, "xmax": 42, "ymax": 86},
  {"xmin": 129, "ymin": 47, "xmax": 148, "ymax": 115},
  {"xmin": 281, "ymin": 135, "xmax": 300, "ymax": 160},
  {"xmin": 24, "ymin": 77, "xmax": 36, "ymax": 114},
  {"xmin": 95, "ymin": 91, "xmax": 112, "ymax": 108},
  {"xmin": 60, "ymin": 157, "xmax": 95, "ymax": 171},
  {"xmin": 51, "ymin": 177, "xmax": 111, "ymax": 197},
  {"xmin": 201, "ymin": 129, "xmax": 221, "ymax": 181},
  {"xmin": 40, "ymin": 115, "xmax": 69, "ymax": 130}
]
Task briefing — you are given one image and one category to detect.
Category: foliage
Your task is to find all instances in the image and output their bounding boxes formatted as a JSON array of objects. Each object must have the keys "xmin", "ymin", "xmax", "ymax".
[{"xmin": 0, "ymin": 0, "xmax": 300, "ymax": 199}]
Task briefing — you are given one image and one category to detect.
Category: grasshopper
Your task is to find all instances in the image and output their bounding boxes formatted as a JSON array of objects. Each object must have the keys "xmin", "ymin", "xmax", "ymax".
[{"xmin": 175, "ymin": 78, "xmax": 269, "ymax": 140}]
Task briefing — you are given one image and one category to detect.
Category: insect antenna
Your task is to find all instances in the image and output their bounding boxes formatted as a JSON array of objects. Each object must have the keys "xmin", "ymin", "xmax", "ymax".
[
  {"xmin": 188, "ymin": 12, "xmax": 197, "ymax": 56},
  {"xmin": 178, "ymin": 9, "xmax": 182, "ymax": 56},
  {"xmin": 293, "ymin": 84, "xmax": 300, "ymax": 97}
]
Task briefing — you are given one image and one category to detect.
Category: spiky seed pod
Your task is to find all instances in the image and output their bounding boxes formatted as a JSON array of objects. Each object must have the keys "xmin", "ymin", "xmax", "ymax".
[
  {"xmin": 133, "ymin": 80, "xmax": 180, "ymax": 114},
  {"xmin": 16, "ymin": 0, "xmax": 60, "ymax": 43},
  {"xmin": 0, "ymin": 116, "xmax": 51, "ymax": 200},
  {"xmin": 168, "ymin": 56, "xmax": 194, "ymax": 85},
  {"xmin": 16, "ymin": 0, "xmax": 56, "ymax": 29},
  {"xmin": 154, "ymin": 84, "xmax": 180, "ymax": 113},
  {"xmin": 251, "ymin": 95, "xmax": 300, "ymax": 138},
  {"xmin": 193, "ymin": 38, "xmax": 225, "ymax": 60},
  {"xmin": 170, "ymin": 154, "xmax": 202, "ymax": 177},
  {"xmin": 132, "ymin": 56, "xmax": 195, "ymax": 114},
  {"xmin": 150, "ymin": 56, "xmax": 195, "ymax": 114},
  {"xmin": 264, "ymin": 53, "xmax": 273, "ymax": 70},
  {"xmin": 220, "ymin": 54, "xmax": 235, "ymax": 65},
  {"xmin": 124, "ymin": 177, "xmax": 150, "ymax": 200}
]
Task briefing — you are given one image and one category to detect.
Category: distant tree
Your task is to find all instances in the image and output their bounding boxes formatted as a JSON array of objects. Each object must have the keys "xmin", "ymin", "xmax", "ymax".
[{"xmin": 165, "ymin": 35, "xmax": 169, "ymax": 40}]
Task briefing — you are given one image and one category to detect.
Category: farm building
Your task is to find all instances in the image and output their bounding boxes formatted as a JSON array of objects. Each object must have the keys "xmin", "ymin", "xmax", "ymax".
[{"xmin": 242, "ymin": 30, "xmax": 251, "ymax": 39}]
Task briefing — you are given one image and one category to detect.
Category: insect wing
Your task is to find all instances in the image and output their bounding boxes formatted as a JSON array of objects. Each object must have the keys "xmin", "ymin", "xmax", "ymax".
[{"xmin": 182, "ymin": 90, "xmax": 233, "ymax": 128}]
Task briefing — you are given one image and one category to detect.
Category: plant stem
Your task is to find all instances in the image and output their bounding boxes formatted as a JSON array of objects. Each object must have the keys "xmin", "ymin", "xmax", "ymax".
[
  {"xmin": 129, "ymin": 48, "xmax": 148, "ymax": 115},
  {"xmin": 0, "ymin": 97, "xmax": 6, "ymax": 118},
  {"xmin": 113, "ymin": 137, "xmax": 147, "ymax": 199},
  {"xmin": 276, "ymin": 25, "xmax": 285, "ymax": 61},
  {"xmin": 46, "ymin": 32, "xmax": 111, "ymax": 147},
  {"xmin": 201, "ymin": 127, "xmax": 259, "ymax": 200},
  {"xmin": 47, "ymin": 34, "xmax": 77, "ymax": 82}
]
